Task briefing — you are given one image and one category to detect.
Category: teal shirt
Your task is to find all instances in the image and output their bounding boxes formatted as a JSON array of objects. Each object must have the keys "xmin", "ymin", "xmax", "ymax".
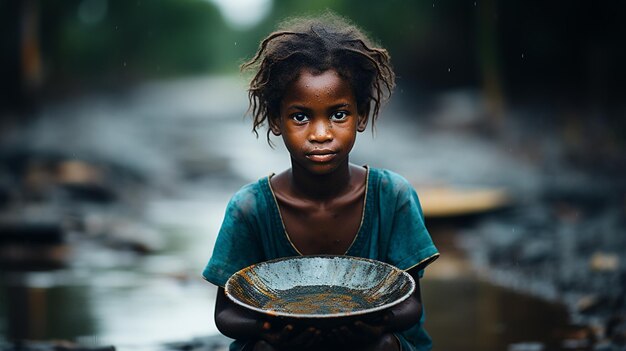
[{"xmin": 203, "ymin": 167, "xmax": 439, "ymax": 351}]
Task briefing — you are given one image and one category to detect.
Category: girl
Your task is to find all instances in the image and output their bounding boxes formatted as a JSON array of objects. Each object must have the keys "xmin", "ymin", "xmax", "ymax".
[{"xmin": 203, "ymin": 13, "xmax": 439, "ymax": 351}]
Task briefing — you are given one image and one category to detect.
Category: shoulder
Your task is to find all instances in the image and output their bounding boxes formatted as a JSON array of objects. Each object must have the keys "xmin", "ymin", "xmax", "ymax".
[
  {"xmin": 369, "ymin": 167, "xmax": 423, "ymax": 212},
  {"xmin": 370, "ymin": 167, "xmax": 414, "ymax": 194},
  {"xmin": 226, "ymin": 176, "xmax": 271, "ymax": 215}
]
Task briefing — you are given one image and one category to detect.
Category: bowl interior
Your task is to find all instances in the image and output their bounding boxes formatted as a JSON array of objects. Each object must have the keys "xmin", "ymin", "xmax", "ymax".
[{"xmin": 225, "ymin": 256, "xmax": 414, "ymax": 318}]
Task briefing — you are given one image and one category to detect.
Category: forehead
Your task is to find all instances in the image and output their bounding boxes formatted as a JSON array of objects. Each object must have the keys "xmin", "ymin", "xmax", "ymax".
[{"xmin": 281, "ymin": 68, "xmax": 355, "ymax": 104}]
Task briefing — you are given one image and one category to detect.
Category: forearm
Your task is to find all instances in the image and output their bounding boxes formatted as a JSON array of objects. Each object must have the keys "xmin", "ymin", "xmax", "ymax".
[
  {"xmin": 215, "ymin": 287, "xmax": 262, "ymax": 340},
  {"xmin": 385, "ymin": 269, "xmax": 424, "ymax": 332},
  {"xmin": 384, "ymin": 294, "xmax": 422, "ymax": 332},
  {"xmin": 216, "ymin": 308, "xmax": 262, "ymax": 339}
]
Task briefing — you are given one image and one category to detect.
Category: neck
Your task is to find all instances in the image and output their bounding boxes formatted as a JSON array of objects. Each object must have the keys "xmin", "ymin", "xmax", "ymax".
[{"xmin": 289, "ymin": 160, "xmax": 352, "ymax": 200}]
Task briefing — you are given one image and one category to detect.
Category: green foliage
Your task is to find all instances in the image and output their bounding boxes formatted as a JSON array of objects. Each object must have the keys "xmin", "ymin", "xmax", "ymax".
[
  {"xmin": 11, "ymin": 0, "xmax": 470, "ymax": 88},
  {"xmin": 40, "ymin": 0, "xmax": 226, "ymax": 82},
  {"xmin": 33, "ymin": 0, "xmax": 448, "ymax": 81}
]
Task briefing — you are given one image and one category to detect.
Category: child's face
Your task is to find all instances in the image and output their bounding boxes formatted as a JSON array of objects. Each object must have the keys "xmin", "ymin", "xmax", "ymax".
[{"xmin": 271, "ymin": 68, "xmax": 367, "ymax": 175}]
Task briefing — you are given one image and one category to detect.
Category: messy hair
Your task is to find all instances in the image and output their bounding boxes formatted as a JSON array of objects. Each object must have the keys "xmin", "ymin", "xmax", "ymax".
[{"xmin": 241, "ymin": 12, "xmax": 396, "ymax": 143}]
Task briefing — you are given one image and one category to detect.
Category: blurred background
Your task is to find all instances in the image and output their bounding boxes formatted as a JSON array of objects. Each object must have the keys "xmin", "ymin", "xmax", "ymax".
[{"xmin": 1, "ymin": 1, "xmax": 625, "ymax": 350}]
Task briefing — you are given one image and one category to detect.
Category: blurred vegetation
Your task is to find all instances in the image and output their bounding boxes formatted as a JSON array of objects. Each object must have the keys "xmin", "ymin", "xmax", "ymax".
[
  {"xmin": 2, "ymin": 1, "xmax": 625, "ymax": 101},
  {"xmin": 2, "ymin": 0, "xmax": 226, "ymax": 85}
]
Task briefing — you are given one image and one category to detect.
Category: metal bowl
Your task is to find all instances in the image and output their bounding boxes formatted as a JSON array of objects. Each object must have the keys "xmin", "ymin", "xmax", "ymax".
[{"xmin": 225, "ymin": 255, "xmax": 415, "ymax": 320}]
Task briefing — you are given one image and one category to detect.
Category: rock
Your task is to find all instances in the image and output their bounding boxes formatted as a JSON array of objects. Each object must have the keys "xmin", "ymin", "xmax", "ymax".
[
  {"xmin": 103, "ymin": 219, "xmax": 164, "ymax": 254},
  {"xmin": 57, "ymin": 183, "xmax": 116, "ymax": 203},
  {"xmin": 561, "ymin": 338, "xmax": 591, "ymax": 350},
  {"xmin": 507, "ymin": 342, "xmax": 544, "ymax": 351},
  {"xmin": 0, "ymin": 182, "xmax": 10, "ymax": 207},
  {"xmin": 162, "ymin": 335, "xmax": 231, "ymax": 351},
  {"xmin": 576, "ymin": 295, "xmax": 600, "ymax": 314},
  {"xmin": 592, "ymin": 341, "xmax": 613, "ymax": 351},
  {"xmin": 56, "ymin": 160, "xmax": 103, "ymax": 184},
  {"xmin": 519, "ymin": 237, "xmax": 553, "ymax": 264},
  {"xmin": 0, "ymin": 216, "xmax": 69, "ymax": 270},
  {"xmin": 554, "ymin": 324, "xmax": 597, "ymax": 350},
  {"xmin": 0, "ymin": 222, "xmax": 64, "ymax": 245},
  {"xmin": 55, "ymin": 160, "xmax": 116, "ymax": 203},
  {"xmin": 590, "ymin": 252, "xmax": 620, "ymax": 272},
  {"xmin": 54, "ymin": 346, "xmax": 115, "ymax": 351},
  {"xmin": 607, "ymin": 314, "xmax": 626, "ymax": 345}
]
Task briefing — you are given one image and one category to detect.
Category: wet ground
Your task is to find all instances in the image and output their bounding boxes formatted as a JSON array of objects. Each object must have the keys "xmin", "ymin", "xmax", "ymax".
[{"xmin": 0, "ymin": 75, "xmax": 623, "ymax": 350}]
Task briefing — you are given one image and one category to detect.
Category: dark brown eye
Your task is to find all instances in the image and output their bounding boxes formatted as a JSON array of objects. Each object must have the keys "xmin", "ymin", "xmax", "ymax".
[
  {"xmin": 330, "ymin": 111, "xmax": 348, "ymax": 121},
  {"xmin": 291, "ymin": 113, "xmax": 309, "ymax": 123}
]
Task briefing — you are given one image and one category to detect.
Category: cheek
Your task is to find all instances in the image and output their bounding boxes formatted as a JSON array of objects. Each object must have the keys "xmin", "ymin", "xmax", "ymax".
[
  {"xmin": 281, "ymin": 129, "xmax": 306, "ymax": 150},
  {"xmin": 336, "ymin": 126, "xmax": 358, "ymax": 146},
  {"xmin": 337, "ymin": 121, "xmax": 358, "ymax": 135}
]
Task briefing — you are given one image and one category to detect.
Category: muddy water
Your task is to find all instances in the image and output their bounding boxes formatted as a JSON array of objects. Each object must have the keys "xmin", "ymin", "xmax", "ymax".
[
  {"xmin": 0, "ymin": 76, "xmax": 571, "ymax": 350},
  {"xmin": 423, "ymin": 277, "xmax": 569, "ymax": 351}
]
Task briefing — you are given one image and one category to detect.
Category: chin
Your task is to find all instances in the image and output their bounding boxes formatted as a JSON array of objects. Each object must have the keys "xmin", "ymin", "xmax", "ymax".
[{"xmin": 307, "ymin": 163, "xmax": 343, "ymax": 175}]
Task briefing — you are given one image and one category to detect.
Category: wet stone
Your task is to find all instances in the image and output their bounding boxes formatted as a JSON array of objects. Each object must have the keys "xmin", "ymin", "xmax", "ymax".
[
  {"xmin": 589, "ymin": 252, "xmax": 620, "ymax": 272},
  {"xmin": 507, "ymin": 342, "xmax": 545, "ymax": 351},
  {"xmin": 162, "ymin": 335, "xmax": 231, "ymax": 351}
]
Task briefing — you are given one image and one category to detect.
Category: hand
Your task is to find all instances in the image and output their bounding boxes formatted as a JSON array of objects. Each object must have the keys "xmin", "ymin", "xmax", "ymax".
[
  {"xmin": 258, "ymin": 321, "xmax": 322, "ymax": 350},
  {"xmin": 327, "ymin": 311, "xmax": 392, "ymax": 346}
]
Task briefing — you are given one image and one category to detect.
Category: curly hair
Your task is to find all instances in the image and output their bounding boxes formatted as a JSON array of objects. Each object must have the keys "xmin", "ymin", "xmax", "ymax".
[{"xmin": 241, "ymin": 13, "xmax": 396, "ymax": 143}]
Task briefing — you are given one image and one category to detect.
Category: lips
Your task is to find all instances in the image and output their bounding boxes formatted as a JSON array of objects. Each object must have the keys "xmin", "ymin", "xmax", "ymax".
[{"xmin": 306, "ymin": 149, "xmax": 337, "ymax": 162}]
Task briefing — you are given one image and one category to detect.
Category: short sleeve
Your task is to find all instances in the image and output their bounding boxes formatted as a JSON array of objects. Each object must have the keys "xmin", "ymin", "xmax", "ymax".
[
  {"xmin": 384, "ymin": 174, "xmax": 439, "ymax": 273},
  {"xmin": 202, "ymin": 185, "xmax": 265, "ymax": 287}
]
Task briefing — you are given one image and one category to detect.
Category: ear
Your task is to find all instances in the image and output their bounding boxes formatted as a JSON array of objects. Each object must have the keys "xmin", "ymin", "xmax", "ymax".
[
  {"xmin": 269, "ymin": 117, "xmax": 282, "ymax": 136},
  {"xmin": 356, "ymin": 110, "xmax": 369, "ymax": 132}
]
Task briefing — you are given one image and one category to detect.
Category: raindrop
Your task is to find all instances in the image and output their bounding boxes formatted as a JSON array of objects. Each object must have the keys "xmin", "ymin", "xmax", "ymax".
[
  {"xmin": 432, "ymin": 3, "xmax": 435, "ymax": 7},
  {"xmin": 123, "ymin": 61, "xmax": 127, "ymax": 67},
  {"xmin": 474, "ymin": 1, "xmax": 477, "ymax": 6},
  {"xmin": 447, "ymin": 67, "xmax": 451, "ymax": 72},
  {"xmin": 521, "ymin": 53, "xmax": 525, "ymax": 59},
  {"xmin": 234, "ymin": 42, "xmax": 238, "ymax": 46}
]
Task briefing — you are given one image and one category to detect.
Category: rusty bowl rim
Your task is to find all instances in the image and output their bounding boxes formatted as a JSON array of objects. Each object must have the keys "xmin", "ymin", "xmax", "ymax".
[{"xmin": 224, "ymin": 255, "xmax": 416, "ymax": 319}]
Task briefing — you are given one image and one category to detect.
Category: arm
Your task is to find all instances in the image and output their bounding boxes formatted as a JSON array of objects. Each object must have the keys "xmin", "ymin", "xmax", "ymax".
[
  {"xmin": 214, "ymin": 287, "xmax": 263, "ymax": 340},
  {"xmin": 362, "ymin": 267, "xmax": 424, "ymax": 332},
  {"xmin": 215, "ymin": 287, "xmax": 322, "ymax": 348},
  {"xmin": 328, "ymin": 268, "xmax": 423, "ymax": 346},
  {"xmin": 374, "ymin": 267, "xmax": 423, "ymax": 332}
]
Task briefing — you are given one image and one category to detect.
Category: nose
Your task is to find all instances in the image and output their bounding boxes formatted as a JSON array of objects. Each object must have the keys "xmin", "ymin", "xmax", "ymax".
[{"xmin": 308, "ymin": 119, "xmax": 333, "ymax": 143}]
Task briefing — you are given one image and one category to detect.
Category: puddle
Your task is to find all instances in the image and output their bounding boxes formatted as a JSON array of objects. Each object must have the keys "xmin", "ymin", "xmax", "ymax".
[
  {"xmin": 421, "ymin": 228, "xmax": 571, "ymax": 351},
  {"xmin": 423, "ymin": 277, "xmax": 569, "ymax": 351}
]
